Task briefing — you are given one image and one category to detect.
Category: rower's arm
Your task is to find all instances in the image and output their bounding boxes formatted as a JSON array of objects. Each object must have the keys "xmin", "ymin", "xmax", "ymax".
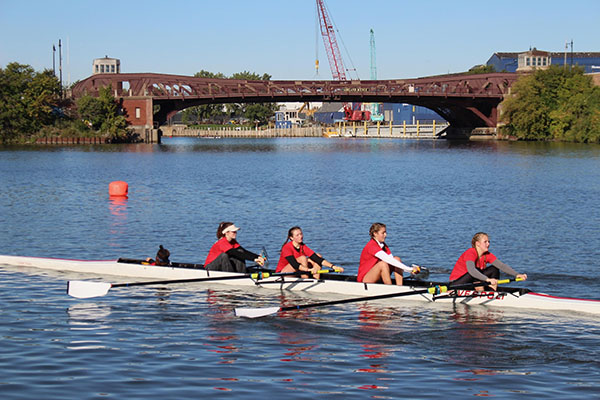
[
  {"xmin": 309, "ymin": 253, "xmax": 325, "ymax": 266},
  {"xmin": 285, "ymin": 255, "xmax": 302, "ymax": 271},
  {"xmin": 466, "ymin": 261, "xmax": 490, "ymax": 282},
  {"xmin": 226, "ymin": 247, "xmax": 259, "ymax": 262},
  {"xmin": 374, "ymin": 250, "xmax": 412, "ymax": 273},
  {"xmin": 491, "ymin": 259, "xmax": 519, "ymax": 276}
]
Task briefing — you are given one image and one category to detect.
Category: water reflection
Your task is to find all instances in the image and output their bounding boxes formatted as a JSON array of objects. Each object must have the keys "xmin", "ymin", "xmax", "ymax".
[
  {"xmin": 204, "ymin": 290, "xmax": 240, "ymax": 365},
  {"xmin": 108, "ymin": 196, "xmax": 128, "ymax": 247},
  {"xmin": 66, "ymin": 302, "xmax": 112, "ymax": 350}
]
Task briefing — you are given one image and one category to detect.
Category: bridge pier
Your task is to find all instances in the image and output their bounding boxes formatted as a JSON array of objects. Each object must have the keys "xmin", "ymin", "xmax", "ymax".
[{"xmin": 121, "ymin": 97, "xmax": 161, "ymax": 143}]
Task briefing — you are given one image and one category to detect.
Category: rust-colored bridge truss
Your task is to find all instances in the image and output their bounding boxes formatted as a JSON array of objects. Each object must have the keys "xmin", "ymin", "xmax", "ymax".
[{"xmin": 71, "ymin": 72, "xmax": 519, "ymax": 129}]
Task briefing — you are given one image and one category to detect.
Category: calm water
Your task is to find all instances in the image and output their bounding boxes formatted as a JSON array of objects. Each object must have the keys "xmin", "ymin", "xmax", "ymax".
[{"xmin": 1, "ymin": 137, "xmax": 599, "ymax": 399}]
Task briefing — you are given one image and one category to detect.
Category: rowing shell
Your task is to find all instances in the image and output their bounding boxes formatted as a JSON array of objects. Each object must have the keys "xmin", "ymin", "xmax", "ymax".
[{"xmin": 1, "ymin": 254, "xmax": 599, "ymax": 316}]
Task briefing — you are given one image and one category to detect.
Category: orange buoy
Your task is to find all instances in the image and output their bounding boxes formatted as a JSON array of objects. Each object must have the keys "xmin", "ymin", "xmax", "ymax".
[{"xmin": 109, "ymin": 181, "xmax": 128, "ymax": 197}]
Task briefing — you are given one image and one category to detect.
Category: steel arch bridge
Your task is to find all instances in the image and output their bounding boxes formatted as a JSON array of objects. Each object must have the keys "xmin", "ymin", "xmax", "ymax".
[{"xmin": 71, "ymin": 72, "xmax": 519, "ymax": 132}]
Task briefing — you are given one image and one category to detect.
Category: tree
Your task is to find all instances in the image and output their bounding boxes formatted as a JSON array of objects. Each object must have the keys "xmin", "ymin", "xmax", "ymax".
[
  {"xmin": 500, "ymin": 66, "xmax": 600, "ymax": 142},
  {"xmin": 182, "ymin": 70, "xmax": 226, "ymax": 124},
  {"xmin": 76, "ymin": 86, "xmax": 128, "ymax": 141},
  {"xmin": 229, "ymin": 71, "xmax": 277, "ymax": 124},
  {"xmin": 0, "ymin": 63, "xmax": 61, "ymax": 142},
  {"xmin": 467, "ymin": 65, "xmax": 496, "ymax": 74}
]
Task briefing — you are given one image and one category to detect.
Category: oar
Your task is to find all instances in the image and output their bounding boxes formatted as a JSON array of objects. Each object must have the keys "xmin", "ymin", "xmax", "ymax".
[
  {"xmin": 234, "ymin": 277, "xmax": 524, "ymax": 318},
  {"xmin": 67, "ymin": 268, "xmax": 338, "ymax": 299}
]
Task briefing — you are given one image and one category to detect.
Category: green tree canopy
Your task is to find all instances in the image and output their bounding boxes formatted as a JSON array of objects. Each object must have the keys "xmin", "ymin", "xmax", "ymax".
[
  {"xmin": 467, "ymin": 64, "xmax": 496, "ymax": 74},
  {"xmin": 501, "ymin": 66, "xmax": 600, "ymax": 143},
  {"xmin": 76, "ymin": 86, "xmax": 128, "ymax": 141},
  {"xmin": 0, "ymin": 62, "xmax": 61, "ymax": 142}
]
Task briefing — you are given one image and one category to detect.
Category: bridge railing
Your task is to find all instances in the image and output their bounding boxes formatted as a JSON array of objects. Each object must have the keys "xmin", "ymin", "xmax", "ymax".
[{"xmin": 72, "ymin": 73, "xmax": 518, "ymax": 101}]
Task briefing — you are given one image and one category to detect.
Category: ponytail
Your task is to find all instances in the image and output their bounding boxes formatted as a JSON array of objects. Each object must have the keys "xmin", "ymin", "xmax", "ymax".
[{"xmin": 281, "ymin": 226, "xmax": 302, "ymax": 250}]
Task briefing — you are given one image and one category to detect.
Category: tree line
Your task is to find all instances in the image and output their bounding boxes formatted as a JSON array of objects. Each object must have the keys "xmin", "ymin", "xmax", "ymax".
[{"xmin": 0, "ymin": 62, "xmax": 130, "ymax": 144}]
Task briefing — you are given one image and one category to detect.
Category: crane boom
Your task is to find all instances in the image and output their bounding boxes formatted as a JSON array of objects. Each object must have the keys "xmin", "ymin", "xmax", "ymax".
[
  {"xmin": 370, "ymin": 29, "xmax": 377, "ymax": 80},
  {"xmin": 316, "ymin": 0, "xmax": 346, "ymax": 81}
]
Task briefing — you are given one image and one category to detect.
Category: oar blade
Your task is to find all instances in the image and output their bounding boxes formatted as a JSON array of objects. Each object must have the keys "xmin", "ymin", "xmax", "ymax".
[
  {"xmin": 67, "ymin": 281, "xmax": 112, "ymax": 299},
  {"xmin": 234, "ymin": 306, "xmax": 280, "ymax": 318}
]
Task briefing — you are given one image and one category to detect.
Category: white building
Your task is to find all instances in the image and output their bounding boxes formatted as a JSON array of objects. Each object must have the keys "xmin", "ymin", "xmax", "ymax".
[
  {"xmin": 516, "ymin": 48, "xmax": 550, "ymax": 72},
  {"xmin": 93, "ymin": 56, "xmax": 120, "ymax": 74}
]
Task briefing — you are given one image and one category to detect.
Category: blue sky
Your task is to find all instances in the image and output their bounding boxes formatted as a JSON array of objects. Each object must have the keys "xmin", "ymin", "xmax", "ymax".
[{"xmin": 2, "ymin": 0, "xmax": 599, "ymax": 85}]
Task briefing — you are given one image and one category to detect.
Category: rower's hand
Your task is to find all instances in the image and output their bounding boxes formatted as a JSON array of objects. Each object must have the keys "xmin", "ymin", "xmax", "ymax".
[
  {"xmin": 487, "ymin": 278, "xmax": 498, "ymax": 291},
  {"xmin": 411, "ymin": 264, "xmax": 421, "ymax": 275},
  {"xmin": 255, "ymin": 256, "xmax": 266, "ymax": 266},
  {"xmin": 331, "ymin": 265, "xmax": 344, "ymax": 273},
  {"xmin": 516, "ymin": 273, "xmax": 527, "ymax": 281}
]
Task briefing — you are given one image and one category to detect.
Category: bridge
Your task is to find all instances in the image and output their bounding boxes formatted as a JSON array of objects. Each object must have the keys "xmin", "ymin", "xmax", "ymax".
[{"xmin": 71, "ymin": 72, "xmax": 519, "ymax": 139}]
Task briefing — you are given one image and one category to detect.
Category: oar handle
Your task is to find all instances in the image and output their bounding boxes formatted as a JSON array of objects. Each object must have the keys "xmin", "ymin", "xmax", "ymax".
[
  {"xmin": 446, "ymin": 276, "xmax": 524, "ymax": 292},
  {"xmin": 278, "ymin": 278, "xmax": 525, "ymax": 313}
]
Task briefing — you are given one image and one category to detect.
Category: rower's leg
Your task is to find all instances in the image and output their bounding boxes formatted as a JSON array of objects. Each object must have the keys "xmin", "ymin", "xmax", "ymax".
[
  {"xmin": 393, "ymin": 269, "xmax": 403, "ymax": 286},
  {"xmin": 231, "ymin": 258, "xmax": 247, "ymax": 273},
  {"xmin": 206, "ymin": 253, "xmax": 237, "ymax": 272},
  {"xmin": 363, "ymin": 261, "xmax": 392, "ymax": 285}
]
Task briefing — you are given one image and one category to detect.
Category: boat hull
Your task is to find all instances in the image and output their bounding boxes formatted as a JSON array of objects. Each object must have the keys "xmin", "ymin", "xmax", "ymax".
[{"xmin": 1, "ymin": 254, "xmax": 599, "ymax": 316}]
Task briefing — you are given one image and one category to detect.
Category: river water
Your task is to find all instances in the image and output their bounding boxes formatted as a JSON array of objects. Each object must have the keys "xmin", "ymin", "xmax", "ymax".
[{"xmin": 0, "ymin": 137, "xmax": 599, "ymax": 399}]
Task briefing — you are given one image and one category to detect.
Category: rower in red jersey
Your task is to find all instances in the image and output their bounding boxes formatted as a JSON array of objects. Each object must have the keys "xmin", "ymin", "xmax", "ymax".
[
  {"xmin": 450, "ymin": 232, "xmax": 527, "ymax": 291},
  {"xmin": 358, "ymin": 223, "xmax": 420, "ymax": 285},
  {"xmin": 276, "ymin": 226, "xmax": 343, "ymax": 278},
  {"xmin": 204, "ymin": 222, "xmax": 265, "ymax": 273}
]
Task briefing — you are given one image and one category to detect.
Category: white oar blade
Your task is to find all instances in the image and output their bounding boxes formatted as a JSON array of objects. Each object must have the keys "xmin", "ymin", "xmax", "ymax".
[
  {"xmin": 67, "ymin": 281, "xmax": 112, "ymax": 299},
  {"xmin": 234, "ymin": 307, "xmax": 280, "ymax": 318}
]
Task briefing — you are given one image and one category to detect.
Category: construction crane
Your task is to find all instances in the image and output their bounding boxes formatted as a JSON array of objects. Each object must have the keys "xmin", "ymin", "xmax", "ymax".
[
  {"xmin": 369, "ymin": 29, "xmax": 384, "ymax": 122},
  {"xmin": 316, "ymin": 0, "xmax": 346, "ymax": 81},
  {"xmin": 315, "ymin": 0, "xmax": 370, "ymax": 121},
  {"xmin": 370, "ymin": 29, "xmax": 377, "ymax": 80}
]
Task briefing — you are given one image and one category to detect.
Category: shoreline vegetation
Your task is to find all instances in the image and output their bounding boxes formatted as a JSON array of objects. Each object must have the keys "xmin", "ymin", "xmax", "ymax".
[
  {"xmin": 500, "ymin": 66, "xmax": 600, "ymax": 143},
  {"xmin": 1, "ymin": 62, "xmax": 599, "ymax": 144}
]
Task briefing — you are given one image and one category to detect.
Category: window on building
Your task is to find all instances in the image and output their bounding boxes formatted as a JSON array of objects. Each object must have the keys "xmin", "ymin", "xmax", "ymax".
[
  {"xmin": 111, "ymin": 65, "xmax": 115, "ymax": 73},
  {"xmin": 526, "ymin": 58, "xmax": 530, "ymax": 66},
  {"xmin": 135, "ymin": 108, "xmax": 141, "ymax": 119}
]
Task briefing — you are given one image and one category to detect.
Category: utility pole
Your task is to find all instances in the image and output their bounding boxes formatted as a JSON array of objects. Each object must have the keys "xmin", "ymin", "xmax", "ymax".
[
  {"xmin": 59, "ymin": 39, "xmax": 63, "ymax": 95},
  {"xmin": 570, "ymin": 39, "xmax": 574, "ymax": 71},
  {"xmin": 52, "ymin": 44, "xmax": 56, "ymax": 76}
]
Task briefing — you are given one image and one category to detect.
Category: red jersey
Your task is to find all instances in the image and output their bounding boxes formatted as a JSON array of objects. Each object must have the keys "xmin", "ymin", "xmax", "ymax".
[
  {"xmin": 358, "ymin": 239, "xmax": 391, "ymax": 282},
  {"xmin": 204, "ymin": 237, "xmax": 240, "ymax": 266},
  {"xmin": 449, "ymin": 247, "xmax": 497, "ymax": 281},
  {"xmin": 276, "ymin": 241, "xmax": 315, "ymax": 272}
]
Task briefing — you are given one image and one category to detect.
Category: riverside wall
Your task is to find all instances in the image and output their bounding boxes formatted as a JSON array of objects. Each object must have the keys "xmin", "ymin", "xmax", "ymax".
[
  {"xmin": 161, "ymin": 125, "xmax": 322, "ymax": 138},
  {"xmin": 161, "ymin": 123, "xmax": 450, "ymax": 139}
]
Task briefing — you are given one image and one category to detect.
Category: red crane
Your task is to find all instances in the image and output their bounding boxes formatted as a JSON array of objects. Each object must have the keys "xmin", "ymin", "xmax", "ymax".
[
  {"xmin": 316, "ymin": 0, "xmax": 346, "ymax": 81},
  {"xmin": 316, "ymin": 0, "xmax": 370, "ymax": 121}
]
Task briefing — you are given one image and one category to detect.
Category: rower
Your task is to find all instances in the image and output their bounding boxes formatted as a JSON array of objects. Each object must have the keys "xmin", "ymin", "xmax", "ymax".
[
  {"xmin": 276, "ymin": 226, "xmax": 343, "ymax": 278},
  {"xmin": 357, "ymin": 223, "xmax": 420, "ymax": 285},
  {"xmin": 155, "ymin": 245, "xmax": 170, "ymax": 266},
  {"xmin": 144, "ymin": 245, "xmax": 170, "ymax": 266},
  {"xmin": 204, "ymin": 222, "xmax": 265, "ymax": 273},
  {"xmin": 449, "ymin": 232, "xmax": 527, "ymax": 291}
]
